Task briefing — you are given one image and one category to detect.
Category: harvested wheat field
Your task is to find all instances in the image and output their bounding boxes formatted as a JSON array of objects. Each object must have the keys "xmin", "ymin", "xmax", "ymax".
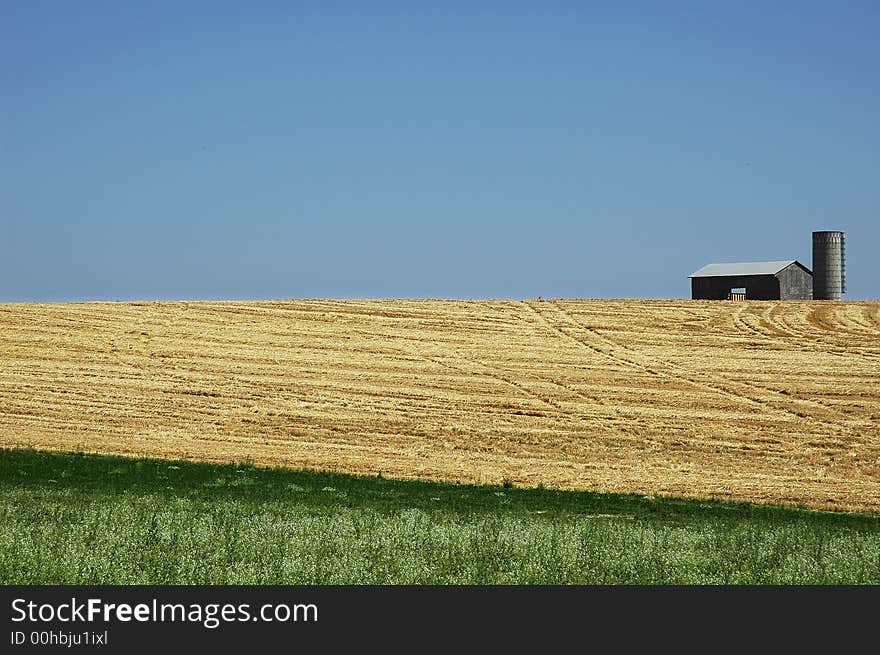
[{"xmin": 1, "ymin": 299, "xmax": 879, "ymax": 512}]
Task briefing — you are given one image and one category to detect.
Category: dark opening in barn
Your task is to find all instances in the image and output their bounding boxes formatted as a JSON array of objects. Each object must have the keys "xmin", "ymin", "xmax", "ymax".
[{"xmin": 689, "ymin": 260, "xmax": 813, "ymax": 300}]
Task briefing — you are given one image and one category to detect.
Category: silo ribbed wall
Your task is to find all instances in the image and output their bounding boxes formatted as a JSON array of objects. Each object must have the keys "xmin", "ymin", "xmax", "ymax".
[{"xmin": 812, "ymin": 231, "xmax": 845, "ymax": 300}]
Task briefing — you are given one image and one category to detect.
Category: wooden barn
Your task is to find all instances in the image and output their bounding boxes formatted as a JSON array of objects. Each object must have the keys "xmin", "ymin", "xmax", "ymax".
[{"xmin": 688, "ymin": 260, "xmax": 813, "ymax": 300}]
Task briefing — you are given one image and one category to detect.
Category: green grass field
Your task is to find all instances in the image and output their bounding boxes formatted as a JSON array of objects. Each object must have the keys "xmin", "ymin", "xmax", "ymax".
[{"xmin": 1, "ymin": 448, "xmax": 878, "ymax": 584}]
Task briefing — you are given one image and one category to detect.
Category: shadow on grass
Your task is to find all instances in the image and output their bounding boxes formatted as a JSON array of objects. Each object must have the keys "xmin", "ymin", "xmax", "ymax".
[{"xmin": 2, "ymin": 447, "xmax": 877, "ymax": 530}]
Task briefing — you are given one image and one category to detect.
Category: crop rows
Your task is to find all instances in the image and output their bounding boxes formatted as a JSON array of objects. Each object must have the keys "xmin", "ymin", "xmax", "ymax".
[{"xmin": 1, "ymin": 299, "xmax": 878, "ymax": 512}]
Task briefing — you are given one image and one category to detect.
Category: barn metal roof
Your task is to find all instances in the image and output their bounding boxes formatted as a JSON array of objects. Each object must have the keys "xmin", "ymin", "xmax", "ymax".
[{"xmin": 688, "ymin": 260, "xmax": 800, "ymax": 278}]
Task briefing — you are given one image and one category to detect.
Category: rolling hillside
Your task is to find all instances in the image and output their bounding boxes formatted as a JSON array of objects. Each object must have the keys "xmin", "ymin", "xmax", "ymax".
[{"xmin": 1, "ymin": 299, "xmax": 878, "ymax": 512}]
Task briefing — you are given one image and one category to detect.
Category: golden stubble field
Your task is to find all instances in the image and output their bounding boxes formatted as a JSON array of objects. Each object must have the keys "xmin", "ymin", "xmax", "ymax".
[{"xmin": 1, "ymin": 299, "xmax": 878, "ymax": 512}]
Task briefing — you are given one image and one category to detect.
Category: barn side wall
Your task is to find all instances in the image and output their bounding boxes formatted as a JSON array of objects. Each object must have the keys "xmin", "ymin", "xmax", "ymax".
[
  {"xmin": 776, "ymin": 264, "xmax": 813, "ymax": 300},
  {"xmin": 691, "ymin": 275, "xmax": 780, "ymax": 300}
]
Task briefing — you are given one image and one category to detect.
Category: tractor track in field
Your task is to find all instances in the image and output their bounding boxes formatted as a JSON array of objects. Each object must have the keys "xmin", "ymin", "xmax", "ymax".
[
  {"xmin": 732, "ymin": 304, "xmax": 775, "ymax": 342},
  {"xmin": 337, "ymin": 306, "xmax": 635, "ymax": 439},
  {"xmin": 731, "ymin": 304, "xmax": 819, "ymax": 351},
  {"xmin": 731, "ymin": 304, "xmax": 850, "ymax": 361},
  {"xmin": 523, "ymin": 301, "xmax": 797, "ymax": 420},
  {"xmin": 526, "ymin": 300, "xmax": 866, "ymax": 436},
  {"xmin": 834, "ymin": 305, "xmax": 879, "ymax": 336},
  {"xmin": 489, "ymin": 302, "xmax": 636, "ymax": 416},
  {"xmin": 728, "ymin": 304, "xmax": 868, "ymax": 417},
  {"xmin": 375, "ymin": 336, "xmax": 639, "ymax": 442},
  {"xmin": 339, "ymin": 327, "xmax": 569, "ymax": 418},
  {"xmin": 730, "ymin": 303, "xmax": 880, "ymax": 363},
  {"xmin": 767, "ymin": 303, "xmax": 880, "ymax": 364}
]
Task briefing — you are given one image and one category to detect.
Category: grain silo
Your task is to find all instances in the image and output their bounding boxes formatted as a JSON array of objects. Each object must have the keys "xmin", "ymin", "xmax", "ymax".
[{"xmin": 812, "ymin": 231, "xmax": 846, "ymax": 300}]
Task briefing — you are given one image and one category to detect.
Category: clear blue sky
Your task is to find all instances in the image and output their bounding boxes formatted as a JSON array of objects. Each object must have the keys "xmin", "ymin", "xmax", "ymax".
[{"xmin": 2, "ymin": 1, "xmax": 878, "ymax": 301}]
